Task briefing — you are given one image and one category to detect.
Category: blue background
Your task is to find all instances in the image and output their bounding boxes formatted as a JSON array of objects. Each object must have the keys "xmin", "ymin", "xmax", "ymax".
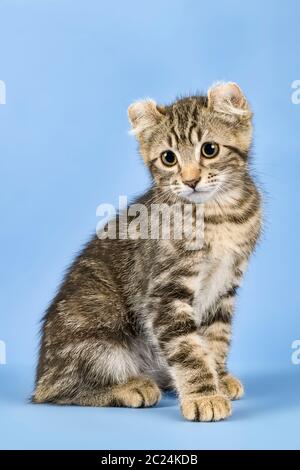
[{"xmin": 0, "ymin": 0, "xmax": 300, "ymax": 450}]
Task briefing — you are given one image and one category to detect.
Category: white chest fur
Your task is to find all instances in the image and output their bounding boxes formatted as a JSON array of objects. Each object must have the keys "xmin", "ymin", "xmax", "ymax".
[{"xmin": 191, "ymin": 248, "xmax": 234, "ymax": 325}]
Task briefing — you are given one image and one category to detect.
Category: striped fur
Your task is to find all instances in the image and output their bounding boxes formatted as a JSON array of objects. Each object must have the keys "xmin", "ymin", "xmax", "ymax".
[{"xmin": 33, "ymin": 82, "xmax": 262, "ymax": 422}]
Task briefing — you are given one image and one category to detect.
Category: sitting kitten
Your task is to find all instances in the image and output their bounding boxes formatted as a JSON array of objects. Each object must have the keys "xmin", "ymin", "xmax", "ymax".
[{"xmin": 33, "ymin": 82, "xmax": 262, "ymax": 421}]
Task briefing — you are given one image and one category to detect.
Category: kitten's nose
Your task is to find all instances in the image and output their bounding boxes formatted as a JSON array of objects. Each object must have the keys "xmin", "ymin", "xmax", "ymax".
[{"xmin": 183, "ymin": 178, "xmax": 200, "ymax": 189}]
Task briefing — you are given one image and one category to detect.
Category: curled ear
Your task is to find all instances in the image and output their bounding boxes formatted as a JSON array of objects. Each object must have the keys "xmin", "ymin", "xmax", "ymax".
[
  {"xmin": 207, "ymin": 82, "xmax": 252, "ymax": 119},
  {"xmin": 128, "ymin": 99, "xmax": 165, "ymax": 136}
]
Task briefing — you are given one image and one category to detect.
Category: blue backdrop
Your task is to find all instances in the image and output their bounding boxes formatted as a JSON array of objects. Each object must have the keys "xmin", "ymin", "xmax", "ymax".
[{"xmin": 0, "ymin": 0, "xmax": 299, "ymax": 450}]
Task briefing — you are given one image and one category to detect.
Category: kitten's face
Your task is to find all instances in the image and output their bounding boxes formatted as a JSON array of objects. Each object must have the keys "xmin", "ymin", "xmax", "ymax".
[{"xmin": 128, "ymin": 83, "xmax": 252, "ymax": 203}]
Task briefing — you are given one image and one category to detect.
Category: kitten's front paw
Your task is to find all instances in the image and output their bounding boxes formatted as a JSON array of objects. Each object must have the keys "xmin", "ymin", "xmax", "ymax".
[
  {"xmin": 220, "ymin": 374, "xmax": 244, "ymax": 400},
  {"xmin": 181, "ymin": 394, "xmax": 231, "ymax": 422}
]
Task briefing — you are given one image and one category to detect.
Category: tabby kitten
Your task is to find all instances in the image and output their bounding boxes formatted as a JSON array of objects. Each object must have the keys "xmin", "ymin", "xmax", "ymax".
[{"xmin": 33, "ymin": 82, "xmax": 262, "ymax": 421}]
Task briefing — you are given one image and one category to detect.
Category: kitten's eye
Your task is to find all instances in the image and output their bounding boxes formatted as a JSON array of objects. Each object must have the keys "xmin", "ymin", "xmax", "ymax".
[
  {"xmin": 201, "ymin": 142, "xmax": 219, "ymax": 158},
  {"xmin": 161, "ymin": 150, "xmax": 177, "ymax": 167}
]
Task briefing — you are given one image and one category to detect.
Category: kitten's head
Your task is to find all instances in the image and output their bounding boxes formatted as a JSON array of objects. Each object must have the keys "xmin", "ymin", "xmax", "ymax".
[{"xmin": 128, "ymin": 82, "xmax": 252, "ymax": 203}]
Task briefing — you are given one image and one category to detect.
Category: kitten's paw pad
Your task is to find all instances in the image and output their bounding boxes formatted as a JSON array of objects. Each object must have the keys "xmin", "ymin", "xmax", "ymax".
[
  {"xmin": 181, "ymin": 395, "xmax": 231, "ymax": 422},
  {"xmin": 114, "ymin": 378, "xmax": 161, "ymax": 408},
  {"xmin": 221, "ymin": 375, "xmax": 244, "ymax": 400}
]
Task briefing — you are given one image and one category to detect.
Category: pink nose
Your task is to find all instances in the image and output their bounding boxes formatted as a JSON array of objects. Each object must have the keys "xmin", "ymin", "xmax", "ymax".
[{"xmin": 183, "ymin": 178, "xmax": 200, "ymax": 189}]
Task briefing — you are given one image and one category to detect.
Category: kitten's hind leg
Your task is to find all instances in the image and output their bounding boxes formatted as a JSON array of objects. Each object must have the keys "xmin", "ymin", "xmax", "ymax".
[
  {"xmin": 219, "ymin": 374, "xmax": 244, "ymax": 401},
  {"xmin": 34, "ymin": 376, "xmax": 161, "ymax": 408}
]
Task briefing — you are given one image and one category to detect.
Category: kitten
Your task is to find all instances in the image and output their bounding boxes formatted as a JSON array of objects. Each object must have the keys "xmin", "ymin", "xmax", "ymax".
[{"xmin": 33, "ymin": 82, "xmax": 262, "ymax": 421}]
